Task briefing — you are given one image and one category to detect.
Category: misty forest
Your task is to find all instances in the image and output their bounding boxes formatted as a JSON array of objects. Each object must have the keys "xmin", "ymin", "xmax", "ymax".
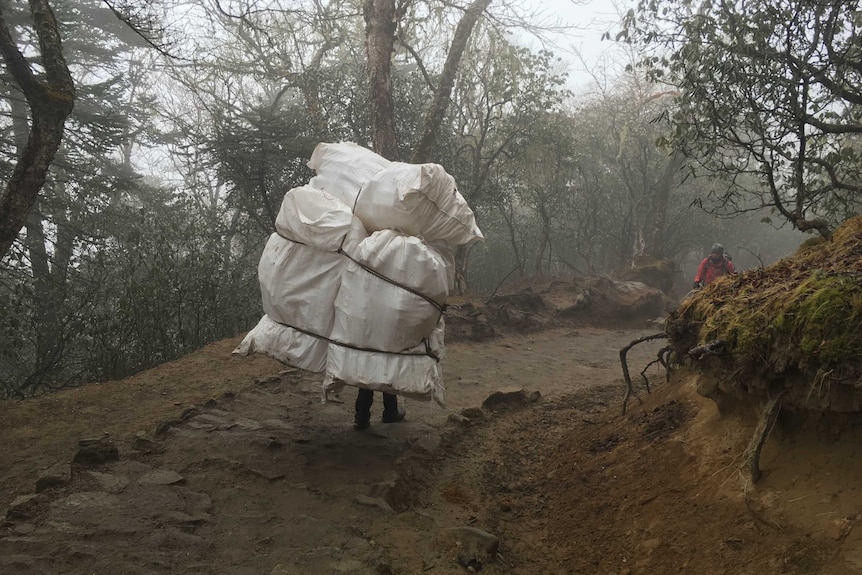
[
  {"xmin": 5, "ymin": 1, "xmax": 862, "ymax": 574},
  {"xmin": 0, "ymin": 0, "xmax": 857, "ymax": 398}
]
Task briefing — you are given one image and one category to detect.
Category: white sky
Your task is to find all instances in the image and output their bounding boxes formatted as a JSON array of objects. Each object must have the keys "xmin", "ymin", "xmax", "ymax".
[{"xmin": 523, "ymin": 0, "xmax": 636, "ymax": 92}]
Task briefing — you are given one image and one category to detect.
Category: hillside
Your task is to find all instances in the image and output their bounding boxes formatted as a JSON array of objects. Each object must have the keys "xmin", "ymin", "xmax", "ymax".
[{"xmin": 0, "ymin": 278, "xmax": 860, "ymax": 574}]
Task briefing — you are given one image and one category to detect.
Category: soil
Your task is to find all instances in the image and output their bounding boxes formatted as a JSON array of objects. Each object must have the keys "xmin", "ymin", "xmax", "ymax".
[{"xmin": 2, "ymin": 280, "xmax": 862, "ymax": 574}]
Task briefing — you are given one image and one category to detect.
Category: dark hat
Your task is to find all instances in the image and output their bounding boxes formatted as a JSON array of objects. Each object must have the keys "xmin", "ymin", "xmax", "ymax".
[{"xmin": 710, "ymin": 243, "xmax": 724, "ymax": 254}]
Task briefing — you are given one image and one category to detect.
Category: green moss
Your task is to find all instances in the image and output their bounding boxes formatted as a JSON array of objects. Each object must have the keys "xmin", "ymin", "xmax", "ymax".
[{"xmin": 666, "ymin": 216, "xmax": 862, "ymax": 393}]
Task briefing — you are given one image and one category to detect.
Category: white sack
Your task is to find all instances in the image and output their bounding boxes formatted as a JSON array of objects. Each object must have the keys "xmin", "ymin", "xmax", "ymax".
[
  {"xmin": 354, "ymin": 162, "xmax": 484, "ymax": 247},
  {"xmin": 307, "ymin": 142, "xmax": 391, "ymax": 208},
  {"xmin": 258, "ymin": 232, "xmax": 343, "ymax": 335},
  {"xmin": 331, "ymin": 230, "xmax": 448, "ymax": 353},
  {"xmin": 232, "ymin": 314, "xmax": 326, "ymax": 373},
  {"xmin": 324, "ymin": 317, "xmax": 446, "ymax": 406},
  {"xmin": 275, "ymin": 185, "xmax": 363, "ymax": 252}
]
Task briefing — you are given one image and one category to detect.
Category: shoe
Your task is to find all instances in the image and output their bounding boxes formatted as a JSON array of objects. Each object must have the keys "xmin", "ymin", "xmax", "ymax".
[
  {"xmin": 354, "ymin": 419, "xmax": 370, "ymax": 430},
  {"xmin": 381, "ymin": 407, "xmax": 406, "ymax": 424}
]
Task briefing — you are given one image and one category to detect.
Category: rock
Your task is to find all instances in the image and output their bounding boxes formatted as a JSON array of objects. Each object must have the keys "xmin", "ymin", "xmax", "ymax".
[
  {"xmin": 460, "ymin": 407, "xmax": 487, "ymax": 422},
  {"xmin": 132, "ymin": 435, "xmax": 163, "ymax": 454},
  {"xmin": 180, "ymin": 490, "xmax": 213, "ymax": 515},
  {"xmin": 482, "ymin": 388, "xmax": 537, "ymax": 410},
  {"xmin": 13, "ymin": 523, "xmax": 35, "ymax": 535},
  {"xmin": 185, "ymin": 421, "xmax": 217, "ymax": 432},
  {"xmin": 6, "ymin": 494, "xmax": 47, "ymax": 520},
  {"xmin": 153, "ymin": 419, "xmax": 182, "ymax": 436},
  {"xmin": 825, "ymin": 516, "xmax": 855, "ymax": 541},
  {"xmin": 353, "ymin": 495, "xmax": 395, "ymax": 514},
  {"xmin": 73, "ymin": 438, "xmax": 119, "ymax": 466},
  {"xmin": 50, "ymin": 492, "xmax": 121, "ymax": 515},
  {"xmin": 438, "ymin": 526, "xmax": 500, "ymax": 569},
  {"xmin": 180, "ymin": 406, "xmax": 199, "ymax": 420},
  {"xmin": 193, "ymin": 414, "xmax": 234, "ymax": 428},
  {"xmin": 87, "ymin": 471, "xmax": 130, "ymax": 494},
  {"xmin": 138, "ymin": 469, "xmax": 185, "ymax": 486},
  {"xmin": 368, "ymin": 480, "xmax": 397, "ymax": 508},
  {"xmin": 35, "ymin": 463, "xmax": 71, "ymax": 492},
  {"xmin": 249, "ymin": 468, "xmax": 285, "ymax": 481},
  {"xmin": 235, "ymin": 418, "xmax": 263, "ymax": 431}
]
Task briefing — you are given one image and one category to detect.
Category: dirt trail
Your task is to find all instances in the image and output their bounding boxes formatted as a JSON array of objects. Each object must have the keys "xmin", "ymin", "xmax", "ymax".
[{"xmin": 1, "ymin": 325, "xmax": 860, "ymax": 574}]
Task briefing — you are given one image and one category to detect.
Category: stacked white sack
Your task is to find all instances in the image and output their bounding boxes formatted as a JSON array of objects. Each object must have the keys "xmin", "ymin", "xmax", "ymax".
[
  {"xmin": 354, "ymin": 161, "xmax": 484, "ymax": 247},
  {"xmin": 307, "ymin": 142, "xmax": 391, "ymax": 208},
  {"xmin": 233, "ymin": 314, "xmax": 328, "ymax": 372},
  {"xmin": 324, "ymin": 315, "xmax": 446, "ymax": 405},
  {"xmin": 327, "ymin": 230, "xmax": 449, "ymax": 404},
  {"xmin": 233, "ymin": 186, "xmax": 367, "ymax": 371},
  {"xmin": 332, "ymin": 229, "xmax": 448, "ymax": 350}
]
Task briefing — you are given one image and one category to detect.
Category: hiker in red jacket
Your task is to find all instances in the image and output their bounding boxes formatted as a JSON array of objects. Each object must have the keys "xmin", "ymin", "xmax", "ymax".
[{"xmin": 693, "ymin": 243, "xmax": 735, "ymax": 289}]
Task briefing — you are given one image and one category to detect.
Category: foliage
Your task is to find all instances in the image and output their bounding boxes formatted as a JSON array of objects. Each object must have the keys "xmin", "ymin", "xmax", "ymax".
[{"xmin": 623, "ymin": 0, "xmax": 862, "ymax": 237}]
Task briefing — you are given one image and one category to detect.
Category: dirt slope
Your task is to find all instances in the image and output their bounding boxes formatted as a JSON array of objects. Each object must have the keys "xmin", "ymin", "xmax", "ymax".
[{"xmin": 1, "ymin": 283, "xmax": 861, "ymax": 573}]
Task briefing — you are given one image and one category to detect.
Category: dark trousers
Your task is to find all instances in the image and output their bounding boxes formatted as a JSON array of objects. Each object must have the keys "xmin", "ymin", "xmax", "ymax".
[{"xmin": 355, "ymin": 388, "xmax": 398, "ymax": 423}]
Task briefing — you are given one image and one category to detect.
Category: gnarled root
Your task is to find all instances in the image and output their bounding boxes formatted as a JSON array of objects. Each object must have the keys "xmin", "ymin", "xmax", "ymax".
[
  {"xmin": 620, "ymin": 332, "xmax": 667, "ymax": 415},
  {"xmin": 745, "ymin": 392, "xmax": 785, "ymax": 484}
]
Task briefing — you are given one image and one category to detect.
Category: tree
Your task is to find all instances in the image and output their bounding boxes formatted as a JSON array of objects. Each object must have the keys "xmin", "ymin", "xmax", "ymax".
[
  {"xmin": 410, "ymin": 0, "xmax": 493, "ymax": 163},
  {"xmin": 623, "ymin": 0, "xmax": 862, "ymax": 238},
  {"xmin": 0, "ymin": 0, "xmax": 75, "ymax": 260}
]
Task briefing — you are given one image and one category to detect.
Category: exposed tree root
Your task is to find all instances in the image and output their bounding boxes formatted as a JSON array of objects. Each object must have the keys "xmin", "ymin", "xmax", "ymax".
[
  {"xmin": 620, "ymin": 332, "xmax": 667, "ymax": 415},
  {"xmin": 744, "ymin": 392, "xmax": 785, "ymax": 484},
  {"xmin": 744, "ymin": 485, "xmax": 783, "ymax": 531},
  {"xmin": 688, "ymin": 339, "xmax": 728, "ymax": 360}
]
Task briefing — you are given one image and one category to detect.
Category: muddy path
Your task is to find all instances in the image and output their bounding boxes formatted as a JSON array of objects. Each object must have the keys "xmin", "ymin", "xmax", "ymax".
[
  {"xmin": 3, "ymin": 325, "xmax": 857, "ymax": 574},
  {"xmin": 0, "ymin": 327, "xmax": 664, "ymax": 574}
]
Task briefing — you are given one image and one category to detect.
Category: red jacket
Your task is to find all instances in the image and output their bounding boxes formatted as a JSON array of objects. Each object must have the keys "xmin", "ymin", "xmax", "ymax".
[{"xmin": 694, "ymin": 255, "xmax": 735, "ymax": 286}]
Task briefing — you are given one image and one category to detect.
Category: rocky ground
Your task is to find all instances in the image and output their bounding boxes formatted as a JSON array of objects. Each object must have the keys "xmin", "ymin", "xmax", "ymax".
[{"xmin": 2, "ymin": 279, "xmax": 862, "ymax": 574}]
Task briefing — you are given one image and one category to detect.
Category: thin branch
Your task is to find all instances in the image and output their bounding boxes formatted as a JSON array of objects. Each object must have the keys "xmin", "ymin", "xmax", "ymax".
[{"xmin": 621, "ymin": 332, "xmax": 667, "ymax": 415}]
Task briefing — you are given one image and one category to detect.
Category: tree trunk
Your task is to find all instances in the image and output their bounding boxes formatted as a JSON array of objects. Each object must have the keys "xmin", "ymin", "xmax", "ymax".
[
  {"xmin": 411, "ymin": 0, "xmax": 493, "ymax": 163},
  {"xmin": 363, "ymin": 0, "xmax": 400, "ymax": 161},
  {"xmin": 25, "ymin": 208, "xmax": 63, "ymax": 384},
  {"xmin": 0, "ymin": 0, "xmax": 75, "ymax": 261},
  {"xmin": 500, "ymin": 201, "xmax": 525, "ymax": 279},
  {"xmin": 535, "ymin": 197, "xmax": 551, "ymax": 275},
  {"xmin": 644, "ymin": 150, "xmax": 684, "ymax": 260},
  {"xmin": 454, "ymin": 244, "xmax": 470, "ymax": 294}
]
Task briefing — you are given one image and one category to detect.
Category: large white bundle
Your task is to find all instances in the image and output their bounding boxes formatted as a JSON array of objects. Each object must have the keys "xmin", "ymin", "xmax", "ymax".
[
  {"xmin": 232, "ymin": 315, "xmax": 326, "ymax": 373},
  {"xmin": 307, "ymin": 142, "xmax": 391, "ymax": 208},
  {"xmin": 258, "ymin": 233, "xmax": 343, "ymax": 335},
  {"xmin": 331, "ymin": 230, "xmax": 448, "ymax": 353},
  {"xmin": 274, "ymin": 185, "xmax": 362, "ymax": 252},
  {"xmin": 325, "ymin": 317, "xmax": 446, "ymax": 405},
  {"xmin": 262, "ymin": 188, "xmax": 367, "ymax": 333},
  {"xmin": 354, "ymin": 162, "xmax": 484, "ymax": 247}
]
